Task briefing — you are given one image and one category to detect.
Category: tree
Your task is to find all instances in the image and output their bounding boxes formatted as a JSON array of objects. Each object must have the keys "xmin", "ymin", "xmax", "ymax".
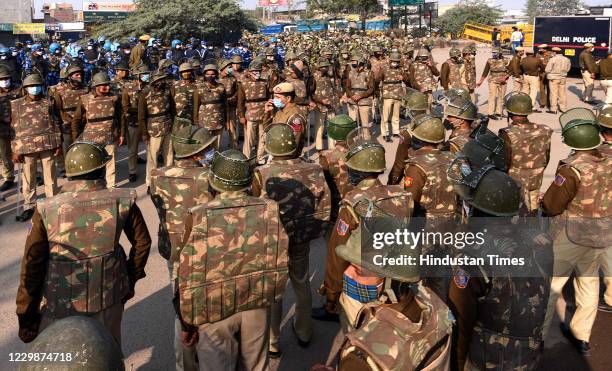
[
  {"xmin": 432, "ymin": 0, "xmax": 503, "ymax": 38},
  {"xmin": 307, "ymin": 0, "xmax": 383, "ymax": 30},
  {"xmin": 94, "ymin": 0, "xmax": 258, "ymax": 43},
  {"xmin": 524, "ymin": 0, "xmax": 583, "ymax": 23}
]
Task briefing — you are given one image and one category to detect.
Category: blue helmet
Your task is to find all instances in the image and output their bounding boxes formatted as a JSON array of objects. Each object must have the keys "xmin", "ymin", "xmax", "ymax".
[
  {"xmin": 129, "ymin": 36, "xmax": 137, "ymax": 43},
  {"xmin": 200, "ymin": 40, "xmax": 207, "ymax": 47},
  {"xmin": 0, "ymin": 47, "xmax": 9, "ymax": 55},
  {"xmin": 172, "ymin": 39, "xmax": 182, "ymax": 48},
  {"xmin": 26, "ymin": 40, "xmax": 32, "ymax": 46},
  {"xmin": 49, "ymin": 42, "xmax": 61, "ymax": 54},
  {"xmin": 270, "ymin": 37, "xmax": 278, "ymax": 43},
  {"xmin": 98, "ymin": 35, "xmax": 106, "ymax": 43},
  {"xmin": 31, "ymin": 44, "xmax": 41, "ymax": 52},
  {"xmin": 103, "ymin": 41, "xmax": 112, "ymax": 52}
]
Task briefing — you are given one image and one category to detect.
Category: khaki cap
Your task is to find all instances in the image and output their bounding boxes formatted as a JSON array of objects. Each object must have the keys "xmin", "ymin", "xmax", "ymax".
[
  {"xmin": 539, "ymin": 44, "xmax": 549, "ymax": 49},
  {"xmin": 551, "ymin": 47, "xmax": 562, "ymax": 52},
  {"xmin": 584, "ymin": 43, "xmax": 594, "ymax": 47},
  {"xmin": 273, "ymin": 82, "xmax": 294, "ymax": 94},
  {"xmin": 515, "ymin": 46, "xmax": 524, "ymax": 52},
  {"xmin": 139, "ymin": 34, "xmax": 151, "ymax": 41}
]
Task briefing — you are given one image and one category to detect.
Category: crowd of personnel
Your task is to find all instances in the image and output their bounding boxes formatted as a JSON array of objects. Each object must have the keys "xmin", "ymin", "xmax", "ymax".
[{"xmin": 2, "ymin": 29, "xmax": 611, "ymax": 371}]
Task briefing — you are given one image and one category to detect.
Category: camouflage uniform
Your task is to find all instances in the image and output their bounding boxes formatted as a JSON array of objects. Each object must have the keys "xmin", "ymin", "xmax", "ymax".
[
  {"xmin": 121, "ymin": 79, "xmax": 144, "ymax": 177},
  {"xmin": 440, "ymin": 58, "xmax": 467, "ymax": 91},
  {"xmin": 448, "ymin": 126, "xmax": 472, "ymax": 154},
  {"xmin": 409, "ymin": 60, "xmax": 439, "ymax": 101},
  {"xmin": 219, "ymin": 72, "xmax": 239, "ymax": 149},
  {"xmin": 11, "ymin": 95, "xmax": 61, "ymax": 210},
  {"xmin": 53, "ymin": 83, "xmax": 89, "ymax": 171},
  {"xmin": 236, "ymin": 75, "xmax": 270, "ymax": 158},
  {"xmin": 312, "ymin": 69, "xmax": 339, "ymax": 150},
  {"xmin": 483, "ymin": 57, "xmax": 509, "ymax": 116},
  {"xmin": 16, "ymin": 178, "xmax": 152, "ymax": 345},
  {"xmin": 346, "ymin": 68, "xmax": 375, "ymax": 131},
  {"xmin": 499, "ymin": 118, "xmax": 552, "ymax": 212},
  {"xmin": 253, "ymin": 156, "xmax": 331, "ymax": 352},
  {"xmin": 171, "ymin": 78, "xmax": 198, "ymax": 124},
  {"xmin": 319, "ymin": 141, "xmax": 353, "ymax": 221},
  {"xmin": 285, "ymin": 75, "xmax": 311, "ymax": 118},
  {"xmin": 464, "ymin": 55, "xmax": 477, "ymax": 103},
  {"xmin": 380, "ymin": 61, "xmax": 407, "ymax": 138},
  {"xmin": 193, "ymin": 81, "xmax": 227, "ymax": 149},
  {"xmin": 0, "ymin": 86, "xmax": 21, "ymax": 183}
]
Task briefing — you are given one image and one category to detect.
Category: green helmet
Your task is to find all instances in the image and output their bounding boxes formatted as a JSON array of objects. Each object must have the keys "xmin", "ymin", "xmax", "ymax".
[
  {"xmin": 560, "ymin": 108, "xmax": 601, "ymax": 150},
  {"xmin": 265, "ymin": 47, "xmax": 276, "ymax": 56},
  {"xmin": 327, "ymin": 114, "xmax": 357, "ymax": 141},
  {"xmin": 449, "ymin": 48, "xmax": 461, "ymax": 58},
  {"xmin": 350, "ymin": 54, "xmax": 366, "ymax": 64},
  {"xmin": 179, "ymin": 62, "xmax": 194, "ymax": 73},
  {"xmin": 410, "ymin": 114, "xmax": 445, "ymax": 143},
  {"xmin": 151, "ymin": 72, "xmax": 167, "ymax": 84},
  {"xmin": 344, "ymin": 128, "xmax": 386, "ymax": 172},
  {"xmin": 445, "ymin": 96, "xmax": 477, "ymax": 120},
  {"xmin": 66, "ymin": 64, "xmax": 83, "ymax": 77},
  {"xmin": 264, "ymin": 123, "xmax": 297, "ymax": 157},
  {"xmin": 284, "ymin": 50, "xmax": 297, "ymax": 61},
  {"xmin": 0, "ymin": 65, "xmax": 11, "ymax": 79},
  {"xmin": 203, "ymin": 64, "xmax": 218, "ymax": 74},
  {"xmin": 450, "ymin": 163, "xmax": 520, "ymax": 216},
  {"xmin": 209, "ymin": 149, "xmax": 253, "ymax": 192},
  {"xmin": 404, "ymin": 43, "xmax": 415, "ymax": 53},
  {"xmin": 461, "ymin": 46, "xmax": 472, "ymax": 54},
  {"xmin": 91, "ymin": 72, "xmax": 110, "ymax": 87},
  {"xmin": 416, "ymin": 48, "xmax": 429, "ymax": 59},
  {"xmin": 218, "ymin": 59, "xmax": 232, "ymax": 71},
  {"xmin": 158, "ymin": 58, "xmax": 174, "ymax": 70},
  {"xmin": 65, "ymin": 141, "xmax": 112, "ymax": 177},
  {"xmin": 446, "ymin": 88, "xmax": 471, "ymax": 102},
  {"xmin": 231, "ymin": 54, "xmax": 243, "ymax": 63},
  {"xmin": 504, "ymin": 92, "xmax": 532, "ymax": 115},
  {"xmin": 597, "ymin": 106, "xmax": 612, "ymax": 129},
  {"xmin": 317, "ymin": 59, "xmax": 331, "ymax": 68},
  {"xmin": 321, "ymin": 47, "xmax": 332, "ymax": 55},
  {"xmin": 340, "ymin": 45, "xmax": 349, "ymax": 54},
  {"xmin": 371, "ymin": 45, "xmax": 382, "ymax": 53},
  {"xmin": 22, "ymin": 73, "xmax": 43, "ymax": 87},
  {"xmin": 249, "ymin": 60, "xmax": 263, "ymax": 71},
  {"xmin": 404, "ymin": 91, "xmax": 428, "ymax": 111},
  {"xmin": 190, "ymin": 58, "xmax": 201, "ymax": 69},
  {"xmin": 21, "ymin": 316, "xmax": 124, "ymax": 371},
  {"xmin": 389, "ymin": 52, "xmax": 401, "ymax": 62},
  {"xmin": 133, "ymin": 63, "xmax": 150, "ymax": 75},
  {"xmin": 172, "ymin": 118, "xmax": 216, "ymax": 158}
]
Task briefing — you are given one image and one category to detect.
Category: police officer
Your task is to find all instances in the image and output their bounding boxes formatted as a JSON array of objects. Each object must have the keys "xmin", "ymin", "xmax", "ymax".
[
  {"xmin": 509, "ymin": 46, "xmax": 524, "ymax": 93},
  {"xmin": 579, "ymin": 43, "xmax": 597, "ymax": 103},
  {"xmin": 345, "ymin": 54, "xmax": 376, "ymax": 136},
  {"xmin": 499, "ymin": 92, "xmax": 552, "ymax": 213},
  {"xmin": 379, "ymin": 52, "xmax": 407, "ymax": 142},
  {"xmin": 252, "ymin": 123, "xmax": 331, "ymax": 357},
  {"xmin": 520, "ymin": 48, "xmax": 545, "ymax": 111},
  {"xmin": 176, "ymin": 149, "xmax": 289, "ymax": 370},
  {"xmin": 122, "ymin": 64, "xmax": 149, "ymax": 183},
  {"xmin": 440, "ymin": 48, "xmax": 467, "ymax": 93},
  {"xmin": 478, "ymin": 47, "xmax": 509, "ymax": 120},
  {"xmin": 171, "ymin": 62, "xmax": 199, "ymax": 124},
  {"xmin": 11, "ymin": 74, "xmax": 61, "ymax": 222},
  {"xmin": 445, "ymin": 96, "xmax": 477, "ymax": 153},
  {"xmin": 193, "ymin": 64, "xmax": 227, "ymax": 149},
  {"xmin": 236, "ymin": 60, "xmax": 271, "ymax": 158},
  {"xmin": 0, "ymin": 65, "xmax": 20, "ymax": 191},
  {"xmin": 16, "ymin": 142, "xmax": 151, "ymax": 344},
  {"xmin": 409, "ymin": 49, "xmax": 439, "ymax": 103},
  {"xmin": 72, "ymin": 71, "xmax": 125, "ymax": 188},
  {"xmin": 218, "ymin": 59, "xmax": 239, "ymax": 149},
  {"xmin": 463, "ymin": 45, "xmax": 478, "ymax": 103},
  {"xmin": 311, "ymin": 59, "xmax": 339, "ymax": 151},
  {"xmin": 541, "ymin": 110, "xmax": 611, "ymax": 355}
]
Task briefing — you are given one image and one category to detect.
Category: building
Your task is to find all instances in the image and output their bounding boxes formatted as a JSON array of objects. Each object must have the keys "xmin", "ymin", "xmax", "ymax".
[
  {"xmin": 42, "ymin": 3, "xmax": 75, "ymax": 23},
  {"xmin": 0, "ymin": 0, "xmax": 32, "ymax": 24}
]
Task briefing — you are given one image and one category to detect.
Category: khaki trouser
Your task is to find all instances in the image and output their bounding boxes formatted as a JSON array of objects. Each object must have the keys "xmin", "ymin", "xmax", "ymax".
[
  {"xmin": 348, "ymin": 103, "xmax": 372, "ymax": 138},
  {"xmin": 543, "ymin": 231, "xmax": 609, "ymax": 342},
  {"xmin": 167, "ymin": 261, "xmax": 198, "ymax": 371},
  {"xmin": 469, "ymin": 90, "xmax": 477, "ymax": 105},
  {"xmin": 313, "ymin": 109, "xmax": 335, "ymax": 151},
  {"xmin": 227, "ymin": 109, "xmax": 239, "ymax": 149},
  {"xmin": 196, "ymin": 308, "xmax": 270, "ymax": 371},
  {"xmin": 582, "ymin": 70, "xmax": 595, "ymax": 101},
  {"xmin": 146, "ymin": 135, "xmax": 173, "ymax": 186},
  {"xmin": 270, "ymin": 242, "xmax": 312, "ymax": 352},
  {"xmin": 601, "ymin": 79, "xmax": 612, "ymax": 107},
  {"xmin": 522, "ymin": 75, "xmax": 540, "ymax": 107},
  {"xmin": 487, "ymin": 81, "xmax": 507, "ymax": 116},
  {"xmin": 243, "ymin": 120, "xmax": 260, "ymax": 158},
  {"xmin": 549, "ymin": 78, "xmax": 567, "ymax": 112},
  {"xmin": 521, "ymin": 188, "xmax": 540, "ymax": 213},
  {"xmin": 22, "ymin": 150, "xmax": 57, "ymax": 210},
  {"xmin": 540, "ymin": 76, "xmax": 550, "ymax": 108},
  {"xmin": 40, "ymin": 302, "xmax": 124, "ymax": 346},
  {"xmin": 601, "ymin": 246, "xmax": 612, "ymax": 306},
  {"xmin": 127, "ymin": 125, "xmax": 140, "ymax": 175},
  {"xmin": 0, "ymin": 136, "xmax": 14, "ymax": 181},
  {"xmin": 104, "ymin": 144, "xmax": 116, "ymax": 188},
  {"xmin": 513, "ymin": 76, "xmax": 523, "ymax": 93},
  {"xmin": 381, "ymin": 98, "xmax": 401, "ymax": 137}
]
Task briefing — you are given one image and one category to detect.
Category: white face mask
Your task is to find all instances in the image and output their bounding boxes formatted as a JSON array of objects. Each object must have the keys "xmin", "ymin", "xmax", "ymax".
[
  {"xmin": 0, "ymin": 79, "xmax": 10, "ymax": 88},
  {"xmin": 87, "ymin": 46, "xmax": 93, "ymax": 50}
]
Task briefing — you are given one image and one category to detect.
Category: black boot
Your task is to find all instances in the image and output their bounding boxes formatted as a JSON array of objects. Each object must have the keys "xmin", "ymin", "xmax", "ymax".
[
  {"xmin": 137, "ymin": 157, "xmax": 146, "ymax": 164},
  {"xmin": 17, "ymin": 209, "xmax": 34, "ymax": 222},
  {"xmin": 0, "ymin": 180, "xmax": 15, "ymax": 192},
  {"xmin": 129, "ymin": 174, "xmax": 138, "ymax": 183},
  {"xmin": 560, "ymin": 323, "xmax": 590, "ymax": 356}
]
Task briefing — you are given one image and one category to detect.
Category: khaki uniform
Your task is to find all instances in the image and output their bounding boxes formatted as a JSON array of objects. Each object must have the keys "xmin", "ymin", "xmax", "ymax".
[
  {"xmin": 236, "ymin": 76, "xmax": 270, "ymax": 158},
  {"xmin": 387, "ymin": 130, "xmax": 413, "ymax": 185},
  {"xmin": 545, "ymin": 54, "xmax": 572, "ymax": 112},
  {"xmin": 598, "ymin": 58, "xmax": 612, "ymax": 106},
  {"xmin": 520, "ymin": 55, "xmax": 544, "ymax": 107},
  {"xmin": 579, "ymin": 49, "xmax": 597, "ymax": 102},
  {"xmin": 345, "ymin": 68, "xmax": 376, "ymax": 133},
  {"xmin": 121, "ymin": 80, "xmax": 145, "ymax": 176},
  {"xmin": 219, "ymin": 74, "xmax": 239, "ymax": 148},
  {"xmin": 11, "ymin": 95, "xmax": 61, "ymax": 210},
  {"xmin": 482, "ymin": 57, "xmax": 509, "ymax": 116},
  {"xmin": 193, "ymin": 81, "xmax": 227, "ymax": 149},
  {"xmin": 542, "ymin": 150, "xmax": 612, "ymax": 342},
  {"xmin": 539, "ymin": 52, "xmax": 551, "ymax": 109},
  {"xmin": 509, "ymin": 54, "xmax": 523, "ymax": 93},
  {"xmin": 312, "ymin": 70, "xmax": 339, "ymax": 150},
  {"xmin": 0, "ymin": 87, "xmax": 21, "ymax": 182}
]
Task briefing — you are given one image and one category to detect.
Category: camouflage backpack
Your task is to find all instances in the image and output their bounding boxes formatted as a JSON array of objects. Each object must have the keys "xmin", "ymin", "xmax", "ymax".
[{"xmin": 178, "ymin": 194, "xmax": 289, "ymax": 325}]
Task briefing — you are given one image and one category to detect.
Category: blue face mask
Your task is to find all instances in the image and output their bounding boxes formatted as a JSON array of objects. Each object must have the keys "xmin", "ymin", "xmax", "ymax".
[
  {"xmin": 140, "ymin": 74, "xmax": 150, "ymax": 83},
  {"xmin": 273, "ymin": 98, "xmax": 285, "ymax": 109},
  {"xmin": 227, "ymin": 67, "xmax": 233, "ymax": 75},
  {"xmin": 27, "ymin": 86, "xmax": 42, "ymax": 96},
  {"xmin": 198, "ymin": 148, "xmax": 215, "ymax": 166}
]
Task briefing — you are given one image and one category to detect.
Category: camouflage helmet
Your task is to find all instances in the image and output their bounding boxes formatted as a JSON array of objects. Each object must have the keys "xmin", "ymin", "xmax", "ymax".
[
  {"xmin": 370, "ymin": 45, "xmax": 382, "ymax": 53},
  {"xmin": 230, "ymin": 54, "xmax": 243, "ymax": 63},
  {"xmin": 65, "ymin": 141, "xmax": 112, "ymax": 177},
  {"xmin": 597, "ymin": 106, "xmax": 612, "ymax": 129},
  {"xmin": 265, "ymin": 47, "xmax": 276, "ymax": 56},
  {"xmin": 133, "ymin": 63, "xmax": 150, "ymax": 75},
  {"xmin": 172, "ymin": 117, "xmax": 216, "ymax": 158},
  {"xmin": 504, "ymin": 92, "xmax": 533, "ymax": 115},
  {"xmin": 158, "ymin": 58, "xmax": 174, "ymax": 70},
  {"xmin": 203, "ymin": 64, "xmax": 218, "ymax": 74},
  {"xmin": 264, "ymin": 123, "xmax": 297, "ymax": 157},
  {"xmin": 190, "ymin": 58, "xmax": 201, "ymax": 69},
  {"xmin": 404, "ymin": 43, "xmax": 415, "ymax": 53},
  {"xmin": 22, "ymin": 316, "xmax": 124, "ymax": 371},
  {"xmin": 327, "ymin": 114, "xmax": 357, "ymax": 141},
  {"xmin": 340, "ymin": 45, "xmax": 349, "ymax": 54},
  {"xmin": 178, "ymin": 62, "xmax": 194, "ymax": 73},
  {"xmin": 209, "ymin": 149, "xmax": 253, "ymax": 192},
  {"xmin": 449, "ymin": 48, "xmax": 461, "ymax": 58},
  {"xmin": 445, "ymin": 96, "xmax": 477, "ymax": 120},
  {"xmin": 403, "ymin": 91, "xmax": 428, "ymax": 112},
  {"xmin": 249, "ymin": 60, "xmax": 263, "ymax": 71},
  {"xmin": 66, "ymin": 64, "xmax": 84, "ymax": 77},
  {"xmin": 22, "ymin": 73, "xmax": 44, "ymax": 87},
  {"xmin": 461, "ymin": 46, "xmax": 472, "ymax": 54},
  {"xmin": 409, "ymin": 114, "xmax": 445, "ymax": 143},
  {"xmin": 389, "ymin": 52, "xmax": 401, "ymax": 62},
  {"xmin": 559, "ymin": 108, "xmax": 602, "ymax": 150},
  {"xmin": 416, "ymin": 48, "xmax": 429, "ymax": 58},
  {"xmin": 150, "ymin": 72, "xmax": 168, "ymax": 84},
  {"xmin": 317, "ymin": 59, "xmax": 331, "ymax": 68},
  {"xmin": 449, "ymin": 163, "xmax": 520, "ymax": 216},
  {"xmin": 218, "ymin": 59, "xmax": 232, "ymax": 71},
  {"xmin": 344, "ymin": 128, "xmax": 386, "ymax": 172},
  {"xmin": 350, "ymin": 53, "xmax": 366, "ymax": 64},
  {"xmin": 0, "ymin": 65, "xmax": 11, "ymax": 79},
  {"xmin": 321, "ymin": 47, "xmax": 333, "ymax": 55},
  {"xmin": 91, "ymin": 72, "xmax": 111, "ymax": 87}
]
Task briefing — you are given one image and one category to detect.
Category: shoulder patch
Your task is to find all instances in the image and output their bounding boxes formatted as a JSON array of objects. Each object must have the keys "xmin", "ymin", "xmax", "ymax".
[
  {"xmin": 554, "ymin": 174, "xmax": 566, "ymax": 186},
  {"xmin": 453, "ymin": 268, "xmax": 470, "ymax": 289},
  {"xmin": 336, "ymin": 219, "xmax": 349, "ymax": 236},
  {"xmin": 404, "ymin": 176, "xmax": 413, "ymax": 187},
  {"xmin": 290, "ymin": 117, "xmax": 303, "ymax": 133}
]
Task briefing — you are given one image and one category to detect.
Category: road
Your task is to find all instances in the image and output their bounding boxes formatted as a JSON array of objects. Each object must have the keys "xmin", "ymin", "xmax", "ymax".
[{"xmin": 0, "ymin": 44, "xmax": 610, "ymax": 371}]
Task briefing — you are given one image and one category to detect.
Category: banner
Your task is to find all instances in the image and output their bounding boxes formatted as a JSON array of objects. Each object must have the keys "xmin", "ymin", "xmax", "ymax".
[
  {"xmin": 13, "ymin": 23, "xmax": 46, "ymax": 35},
  {"xmin": 82, "ymin": 2, "xmax": 136, "ymax": 12},
  {"xmin": 83, "ymin": 11, "xmax": 130, "ymax": 22},
  {"xmin": 258, "ymin": 0, "xmax": 288, "ymax": 6}
]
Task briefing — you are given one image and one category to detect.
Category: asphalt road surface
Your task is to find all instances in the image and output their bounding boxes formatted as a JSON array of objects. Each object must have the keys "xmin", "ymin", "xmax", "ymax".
[{"xmin": 0, "ymin": 45, "xmax": 611, "ymax": 371}]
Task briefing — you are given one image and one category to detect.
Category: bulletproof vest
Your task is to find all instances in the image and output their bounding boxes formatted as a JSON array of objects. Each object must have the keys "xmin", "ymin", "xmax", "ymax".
[
  {"xmin": 242, "ymin": 78, "xmax": 268, "ymax": 122},
  {"xmin": 381, "ymin": 65, "xmax": 405, "ymax": 100},
  {"xmin": 488, "ymin": 57, "xmax": 508, "ymax": 82},
  {"xmin": 342, "ymin": 285, "xmax": 453, "ymax": 371},
  {"xmin": 446, "ymin": 58, "xmax": 464, "ymax": 89},
  {"xmin": 144, "ymin": 87, "xmax": 173, "ymax": 137},
  {"xmin": 465, "ymin": 59, "xmax": 477, "ymax": 89},
  {"xmin": 405, "ymin": 150, "xmax": 457, "ymax": 219},
  {"xmin": 219, "ymin": 76, "xmax": 237, "ymax": 105},
  {"xmin": 414, "ymin": 61, "xmax": 437, "ymax": 92},
  {"xmin": 469, "ymin": 236, "xmax": 550, "ymax": 370},
  {"xmin": 178, "ymin": 193, "xmax": 289, "ymax": 325},
  {"xmin": 501, "ymin": 121, "xmax": 552, "ymax": 191},
  {"xmin": 0, "ymin": 87, "xmax": 21, "ymax": 137},
  {"xmin": 559, "ymin": 152, "xmax": 612, "ymax": 248},
  {"xmin": 197, "ymin": 83, "xmax": 226, "ymax": 131},
  {"xmin": 124, "ymin": 81, "xmax": 141, "ymax": 125},
  {"xmin": 313, "ymin": 71, "xmax": 338, "ymax": 112},
  {"xmin": 342, "ymin": 182, "xmax": 412, "ymax": 221},
  {"xmin": 80, "ymin": 93, "xmax": 118, "ymax": 145},
  {"xmin": 60, "ymin": 87, "xmax": 89, "ymax": 133},
  {"xmin": 448, "ymin": 127, "xmax": 472, "ymax": 153},
  {"xmin": 286, "ymin": 77, "xmax": 308, "ymax": 106},
  {"xmin": 150, "ymin": 162, "xmax": 212, "ymax": 262},
  {"xmin": 257, "ymin": 158, "xmax": 331, "ymax": 244},
  {"xmin": 11, "ymin": 97, "xmax": 62, "ymax": 155},
  {"xmin": 173, "ymin": 79, "xmax": 197, "ymax": 122},
  {"xmin": 38, "ymin": 181, "xmax": 134, "ymax": 318},
  {"xmin": 348, "ymin": 69, "xmax": 372, "ymax": 106}
]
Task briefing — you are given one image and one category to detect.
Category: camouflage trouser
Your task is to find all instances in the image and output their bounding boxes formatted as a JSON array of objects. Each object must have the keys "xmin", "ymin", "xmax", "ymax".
[{"xmin": 0, "ymin": 136, "xmax": 14, "ymax": 181}]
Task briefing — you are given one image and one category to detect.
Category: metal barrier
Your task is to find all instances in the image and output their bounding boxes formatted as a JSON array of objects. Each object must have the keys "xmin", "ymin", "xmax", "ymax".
[{"xmin": 462, "ymin": 23, "xmax": 534, "ymax": 47}]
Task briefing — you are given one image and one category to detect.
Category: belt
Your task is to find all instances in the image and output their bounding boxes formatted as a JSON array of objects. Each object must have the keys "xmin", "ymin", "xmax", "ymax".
[
  {"xmin": 202, "ymin": 99, "xmax": 223, "ymax": 105},
  {"xmin": 87, "ymin": 116, "xmax": 115, "ymax": 123},
  {"xmin": 148, "ymin": 112, "xmax": 170, "ymax": 118},
  {"xmin": 383, "ymin": 80, "xmax": 402, "ymax": 84},
  {"xmin": 63, "ymin": 107, "xmax": 77, "ymax": 112},
  {"xmin": 246, "ymin": 97, "xmax": 267, "ymax": 103},
  {"xmin": 351, "ymin": 87, "xmax": 367, "ymax": 91},
  {"xmin": 525, "ymin": 73, "xmax": 539, "ymax": 77}
]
